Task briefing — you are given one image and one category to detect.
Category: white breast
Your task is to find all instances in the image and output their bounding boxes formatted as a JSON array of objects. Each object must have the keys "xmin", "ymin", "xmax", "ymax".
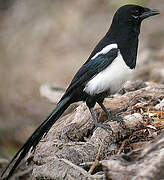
[{"xmin": 84, "ymin": 51, "xmax": 134, "ymax": 96}]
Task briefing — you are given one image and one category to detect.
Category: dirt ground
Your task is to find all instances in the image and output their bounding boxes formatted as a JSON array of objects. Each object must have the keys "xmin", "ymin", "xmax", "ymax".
[{"xmin": 0, "ymin": 0, "xmax": 163, "ymax": 163}]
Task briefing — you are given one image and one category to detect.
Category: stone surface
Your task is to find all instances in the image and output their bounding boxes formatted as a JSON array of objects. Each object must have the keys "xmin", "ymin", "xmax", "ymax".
[{"xmin": 32, "ymin": 82, "xmax": 164, "ymax": 180}]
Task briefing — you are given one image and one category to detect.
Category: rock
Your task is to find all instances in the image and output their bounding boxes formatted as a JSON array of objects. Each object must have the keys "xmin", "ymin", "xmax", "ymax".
[
  {"xmin": 32, "ymin": 82, "xmax": 164, "ymax": 180},
  {"xmin": 101, "ymin": 132, "xmax": 164, "ymax": 180}
]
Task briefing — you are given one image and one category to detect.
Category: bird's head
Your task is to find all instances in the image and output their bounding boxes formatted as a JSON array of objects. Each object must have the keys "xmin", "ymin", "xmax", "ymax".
[
  {"xmin": 113, "ymin": 4, "xmax": 160, "ymax": 25},
  {"xmin": 108, "ymin": 4, "xmax": 160, "ymax": 38}
]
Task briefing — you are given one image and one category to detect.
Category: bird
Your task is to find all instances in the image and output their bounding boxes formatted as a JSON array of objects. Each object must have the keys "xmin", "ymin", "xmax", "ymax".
[{"xmin": 1, "ymin": 4, "xmax": 159, "ymax": 179}]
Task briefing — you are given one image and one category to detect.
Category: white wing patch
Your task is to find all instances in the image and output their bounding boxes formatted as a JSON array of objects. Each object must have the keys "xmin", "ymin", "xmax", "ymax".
[
  {"xmin": 91, "ymin": 43, "xmax": 118, "ymax": 60},
  {"xmin": 84, "ymin": 50, "xmax": 134, "ymax": 96}
]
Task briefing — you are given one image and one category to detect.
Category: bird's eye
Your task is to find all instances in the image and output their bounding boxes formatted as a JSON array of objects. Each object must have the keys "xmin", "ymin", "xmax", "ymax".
[
  {"xmin": 131, "ymin": 9, "xmax": 140, "ymax": 20},
  {"xmin": 135, "ymin": 9, "xmax": 139, "ymax": 14},
  {"xmin": 132, "ymin": 9, "xmax": 140, "ymax": 15}
]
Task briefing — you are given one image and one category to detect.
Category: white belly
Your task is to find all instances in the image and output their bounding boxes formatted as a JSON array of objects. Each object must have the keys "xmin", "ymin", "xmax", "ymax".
[{"xmin": 84, "ymin": 52, "xmax": 134, "ymax": 95}]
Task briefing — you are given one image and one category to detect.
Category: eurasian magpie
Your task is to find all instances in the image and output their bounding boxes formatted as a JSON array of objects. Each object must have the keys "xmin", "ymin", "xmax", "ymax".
[{"xmin": 1, "ymin": 4, "xmax": 159, "ymax": 179}]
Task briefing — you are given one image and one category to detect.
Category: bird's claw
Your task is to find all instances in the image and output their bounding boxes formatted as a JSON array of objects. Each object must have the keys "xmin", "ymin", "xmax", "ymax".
[
  {"xmin": 94, "ymin": 122, "xmax": 113, "ymax": 134},
  {"xmin": 108, "ymin": 115, "xmax": 124, "ymax": 125}
]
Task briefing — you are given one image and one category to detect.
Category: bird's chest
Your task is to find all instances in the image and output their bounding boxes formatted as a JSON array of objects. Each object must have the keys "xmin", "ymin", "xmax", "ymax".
[{"xmin": 84, "ymin": 53, "xmax": 134, "ymax": 96}]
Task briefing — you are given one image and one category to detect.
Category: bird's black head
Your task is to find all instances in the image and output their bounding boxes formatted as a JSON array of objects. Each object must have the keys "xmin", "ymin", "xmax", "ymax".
[
  {"xmin": 113, "ymin": 4, "xmax": 160, "ymax": 26},
  {"xmin": 106, "ymin": 4, "xmax": 160, "ymax": 44}
]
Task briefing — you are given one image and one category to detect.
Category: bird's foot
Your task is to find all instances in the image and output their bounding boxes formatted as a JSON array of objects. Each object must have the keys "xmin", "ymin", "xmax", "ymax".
[
  {"xmin": 108, "ymin": 115, "xmax": 124, "ymax": 125},
  {"xmin": 94, "ymin": 122, "xmax": 113, "ymax": 134}
]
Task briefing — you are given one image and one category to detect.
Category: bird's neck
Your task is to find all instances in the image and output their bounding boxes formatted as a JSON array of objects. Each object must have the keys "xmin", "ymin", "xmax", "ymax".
[{"xmin": 106, "ymin": 23, "xmax": 140, "ymax": 69}]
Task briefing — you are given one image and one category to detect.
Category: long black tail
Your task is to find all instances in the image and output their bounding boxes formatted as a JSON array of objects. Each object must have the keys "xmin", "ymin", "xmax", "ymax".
[{"xmin": 1, "ymin": 95, "xmax": 72, "ymax": 179}]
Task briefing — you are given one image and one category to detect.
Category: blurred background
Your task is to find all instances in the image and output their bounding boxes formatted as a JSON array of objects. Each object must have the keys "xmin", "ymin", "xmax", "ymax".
[{"xmin": 0, "ymin": 0, "xmax": 163, "ymax": 162}]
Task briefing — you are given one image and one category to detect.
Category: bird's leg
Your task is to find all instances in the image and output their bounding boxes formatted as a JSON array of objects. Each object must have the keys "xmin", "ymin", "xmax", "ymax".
[
  {"xmin": 97, "ymin": 101, "xmax": 112, "ymax": 120},
  {"xmin": 89, "ymin": 107, "xmax": 111, "ymax": 130},
  {"xmin": 97, "ymin": 101, "xmax": 123, "ymax": 124}
]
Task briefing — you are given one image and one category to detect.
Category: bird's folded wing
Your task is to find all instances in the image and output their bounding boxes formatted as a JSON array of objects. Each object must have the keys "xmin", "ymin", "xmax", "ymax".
[{"xmin": 65, "ymin": 48, "xmax": 118, "ymax": 93}]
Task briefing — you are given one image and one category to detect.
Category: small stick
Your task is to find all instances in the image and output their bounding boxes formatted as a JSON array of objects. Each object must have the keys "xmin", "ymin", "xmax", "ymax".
[
  {"xmin": 88, "ymin": 139, "xmax": 104, "ymax": 174},
  {"xmin": 117, "ymin": 139, "xmax": 127, "ymax": 154}
]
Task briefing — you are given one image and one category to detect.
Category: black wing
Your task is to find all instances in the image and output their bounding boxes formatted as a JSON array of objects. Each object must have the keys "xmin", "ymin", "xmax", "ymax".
[{"xmin": 65, "ymin": 48, "xmax": 118, "ymax": 94}]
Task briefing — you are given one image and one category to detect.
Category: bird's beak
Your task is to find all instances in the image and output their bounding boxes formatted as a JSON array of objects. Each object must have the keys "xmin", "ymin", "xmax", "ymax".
[{"xmin": 140, "ymin": 8, "xmax": 160, "ymax": 20}]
